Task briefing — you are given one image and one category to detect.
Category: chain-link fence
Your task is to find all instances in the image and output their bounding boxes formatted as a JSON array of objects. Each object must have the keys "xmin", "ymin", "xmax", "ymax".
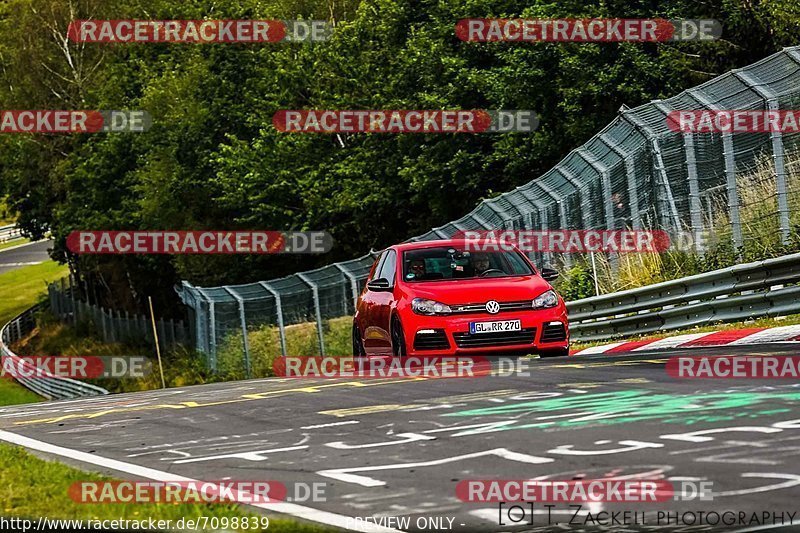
[
  {"xmin": 51, "ymin": 276, "xmax": 192, "ymax": 349},
  {"xmin": 177, "ymin": 46, "xmax": 800, "ymax": 372}
]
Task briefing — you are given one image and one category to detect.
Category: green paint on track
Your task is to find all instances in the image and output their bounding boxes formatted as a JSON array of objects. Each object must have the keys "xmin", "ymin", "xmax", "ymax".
[{"xmin": 443, "ymin": 390, "xmax": 800, "ymax": 434}]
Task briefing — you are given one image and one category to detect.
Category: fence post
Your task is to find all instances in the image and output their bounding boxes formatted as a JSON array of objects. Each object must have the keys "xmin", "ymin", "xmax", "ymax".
[
  {"xmin": 577, "ymin": 148, "xmax": 615, "ymax": 231},
  {"xmin": 533, "ymin": 181, "xmax": 572, "ymax": 268},
  {"xmin": 114, "ymin": 310, "xmax": 121, "ymax": 343},
  {"xmin": 687, "ymin": 89, "xmax": 743, "ymax": 255},
  {"xmin": 124, "ymin": 310, "xmax": 131, "ymax": 341},
  {"xmin": 333, "ymin": 263, "xmax": 359, "ymax": 312},
  {"xmin": 296, "ymin": 273, "xmax": 326, "ymax": 357},
  {"xmin": 599, "ymin": 132, "xmax": 642, "ymax": 230},
  {"xmin": 100, "ymin": 306, "xmax": 108, "ymax": 342},
  {"xmin": 557, "ymin": 167, "xmax": 591, "ymax": 229},
  {"xmin": 157, "ymin": 318, "xmax": 167, "ymax": 356},
  {"xmin": 197, "ymin": 288, "xmax": 217, "ymax": 371},
  {"xmin": 620, "ymin": 108, "xmax": 682, "ymax": 233},
  {"xmin": 734, "ymin": 69, "xmax": 791, "ymax": 246},
  {"xmin": 69, "ymin": 274, "xmax": 78, "ymax": 325},
  {"xmin": 682, "ymin": 133, "xmax": 705, "ymax": 255},
  {"xmin": 578, "ymin": 147, "xmax": 618, "ymax": 270},
  {"xmin": 224, "ymin": 287, "xmax": 252, "ymax": 379},
  {"xmin": 259, "ymin": 281, "xmax": 288, "ymax": 358},
  {"xmin": 482, "ymin": 199, "xmax": 513, "ymax": 229},
  {"xmin": 517, "ymin": 185, "xmax": 551, "ymax": 266},
  {"xmin": 48, "ymin": 284, "xmax": 56, "ymax": 317}
]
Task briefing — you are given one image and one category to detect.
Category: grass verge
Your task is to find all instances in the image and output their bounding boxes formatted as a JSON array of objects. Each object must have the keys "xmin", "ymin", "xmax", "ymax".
[
  {"xmin": 0, "ymin": 443, "xmax": 334, "ymax": 532},
  {"xmin": 0, "ymin": 260, "xmax": 67, "ymax": 407},
  {"xmin": 0, "ymin": 260, "xmax": 68, "ymax": 326}
]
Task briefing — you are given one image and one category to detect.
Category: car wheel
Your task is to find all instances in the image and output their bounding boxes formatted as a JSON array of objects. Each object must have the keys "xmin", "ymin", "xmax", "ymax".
[
  {"xmin": 352, "ymin": 323, "xmax": 366, "ymax": 357},
  {"xmin": 539, "ymin": 346, "xmax": 570, "ymax": 358},
  {"xmin": 391, "ymin": 317, "xmax": 407, "ymax": 357}
]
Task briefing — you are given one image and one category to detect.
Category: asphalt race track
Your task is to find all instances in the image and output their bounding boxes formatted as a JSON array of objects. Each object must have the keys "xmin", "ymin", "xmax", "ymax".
[
  {"xmin": 0, "ymin": 240, "xmax": 52, "ymax": 274},
  {"xmin": 2, "ymin": 345, "xmax": 800, "ymax": 532}
]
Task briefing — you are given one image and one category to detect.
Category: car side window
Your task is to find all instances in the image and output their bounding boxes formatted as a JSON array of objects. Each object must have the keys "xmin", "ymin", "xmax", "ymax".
[
  {"xmin": 369, "ymin": 252, "xmax": 387, "ymax": 282},
  {"xmin": 377, "ymin": 250, "xmax": 397, "ymax": 286}
]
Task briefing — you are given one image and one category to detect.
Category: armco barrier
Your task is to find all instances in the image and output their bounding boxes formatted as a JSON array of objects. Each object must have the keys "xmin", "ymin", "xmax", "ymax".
[
  {"xmin": 0, "ymin": 305, "xmax": 108, "ymax": 400},
  {"xmin": 567, "ymin": 252, "xmax": 800, "ymax": 341},
  {"xmin": 0, "ymin": 224, "xmax": 22, "ymax": 243}
]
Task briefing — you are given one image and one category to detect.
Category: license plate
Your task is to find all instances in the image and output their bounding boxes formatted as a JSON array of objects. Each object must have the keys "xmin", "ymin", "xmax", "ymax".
[{"xmin": 469, "ymin": 319, "xmax": 522, "ymax": 334}]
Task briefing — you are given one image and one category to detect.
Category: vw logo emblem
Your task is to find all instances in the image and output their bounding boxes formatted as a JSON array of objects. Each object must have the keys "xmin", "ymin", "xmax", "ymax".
[{"xmin": 485, "ymin": 300, "xmax": 500, "ymax": 314}]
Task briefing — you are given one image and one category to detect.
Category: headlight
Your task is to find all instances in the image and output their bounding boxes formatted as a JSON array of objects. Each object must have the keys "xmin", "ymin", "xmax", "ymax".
[
  {"xmin": 532, "ymin": 290, "xmax": 558, "ymax": 309},
  {"xmin": 411, "ymin": 298, "xmax": 452, "ymax": 315}
]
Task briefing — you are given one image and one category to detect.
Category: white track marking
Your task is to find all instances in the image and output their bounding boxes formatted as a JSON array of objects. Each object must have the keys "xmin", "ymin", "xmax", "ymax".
[
  {"xmin": 301, "ymin": 420, "xmax": 360, "ymax": 429},
  {"xmin": 0, "ymin": 239, "xmax": 47, "ymax": 254},
  {"xmin": 0, "ymin": 261, "xmax": 43, "ymax": 267},
  {"xmin": 0, "ymin": 430, "xmax": 401, "ymax": 533},
  {"xmin": 729, "ymin": 325, "xmax": 800, "ymax": 345},
  {"xmin": 172, "ymin": 445, "xmax": 308, "ymax": 464},
  {"xmin": 572, "ymin": 342, "xmax": 627, "ymax": 355},
  {"xmin": 632, "ymin": 331, "xmax": 715, "ymax": 350},
  {"xmin": 713, "ymin": 473, "xmax": 800, "ymax": 497},
  {"xmin": 317, "ymin": 448, "xmax": 553, "ymax": 487},
  {"xmin": 326, "ymin": 433, "xmax": 435, "ymax": 449}
]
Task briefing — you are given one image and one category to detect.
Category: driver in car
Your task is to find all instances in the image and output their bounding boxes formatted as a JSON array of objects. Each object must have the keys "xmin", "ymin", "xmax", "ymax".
[
  {"xmin": 408, "ymin": 259, "xmax": 427, "ymax": 279},
  {"xmin": 472, "ymin": 252, "xmax": 491, "ymax": 275}
]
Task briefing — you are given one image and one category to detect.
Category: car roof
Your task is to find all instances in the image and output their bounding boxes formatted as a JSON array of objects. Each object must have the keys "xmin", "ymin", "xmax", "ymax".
[{"xmin": 390, "ymin": 239, "xmax": 511, "ymax": 253}]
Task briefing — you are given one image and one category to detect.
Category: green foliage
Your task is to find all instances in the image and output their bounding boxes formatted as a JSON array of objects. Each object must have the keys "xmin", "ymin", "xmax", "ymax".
[
  {"xmin": 555, "ymin": 261, "xmax": 597, "ymax": 301},
  {"xmin": 217, "ymin": 316, "xmax": 352, "ymax": 379}
]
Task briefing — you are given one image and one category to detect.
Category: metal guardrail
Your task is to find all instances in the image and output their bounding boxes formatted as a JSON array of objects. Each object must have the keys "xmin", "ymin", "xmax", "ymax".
[
  {"xmin": 0, "ymin": 224, "xmax": 22, "ymax": 243},
  {"xmin": 1, "ymin": 305, "xmax": 108, "ymax": 400},
  {"xmin": 567, "ymin": 252, "xmax": 800, "ymax": 341}
]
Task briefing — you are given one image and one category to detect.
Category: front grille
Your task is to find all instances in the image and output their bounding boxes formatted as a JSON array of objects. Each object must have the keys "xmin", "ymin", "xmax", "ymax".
[
  {"xmin": 413, "ymin": 329, "xmax": 450, "ymax": 350},
  {"xmin": 450, "ymin": 300, "xmax": 533, "ymax": 315},
  {"xmin": 540, "ymin": 322, "xmax": 567, "ymax": 343},
  {"xmin": 453, "ymin": 327, "xmax": 536, "ymax": 348}
]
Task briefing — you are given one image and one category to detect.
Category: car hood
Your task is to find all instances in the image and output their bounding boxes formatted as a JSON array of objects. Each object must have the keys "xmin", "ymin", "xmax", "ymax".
[{"xmin": 405, "ymin": 275, "xmax": 553, "ymax": 304}]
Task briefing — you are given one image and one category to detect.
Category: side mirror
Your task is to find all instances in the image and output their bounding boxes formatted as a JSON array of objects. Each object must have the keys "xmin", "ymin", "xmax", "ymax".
[
  {"xmin": 366, "ymin": 278, "xmax": 392, "ymax": 291},
  {"xmin": 540, "ymin": 267, "xmax": 559, "ymax": 282}
]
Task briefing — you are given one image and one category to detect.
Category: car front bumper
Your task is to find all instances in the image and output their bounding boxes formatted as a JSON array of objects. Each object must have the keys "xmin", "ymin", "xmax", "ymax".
[{"xmin": 402, "ymin": 305, "xmax": 569, "ymax": 357}]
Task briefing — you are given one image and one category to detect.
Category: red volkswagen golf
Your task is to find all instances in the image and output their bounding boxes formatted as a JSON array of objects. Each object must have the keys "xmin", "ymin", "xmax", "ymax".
[{"xmin": 352, "ymin": 239, "xmax": 569, "ymax": 358}]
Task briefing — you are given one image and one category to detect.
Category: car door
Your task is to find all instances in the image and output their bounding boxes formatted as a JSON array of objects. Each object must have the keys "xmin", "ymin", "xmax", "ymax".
[
  {"xmin": 360, "ymin": 251, "xmax": 387, "ymax": 354},
  {"xmin": 371, "ymin": 249, "xmax": 398, "ymax": 354}
]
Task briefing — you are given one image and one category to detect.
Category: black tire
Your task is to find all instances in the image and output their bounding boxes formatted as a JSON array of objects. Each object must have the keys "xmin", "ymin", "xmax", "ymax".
[
  {"xmin": 352, "ymin": 323, "xmax": 366, "ymax": 357},
  {"xmin": 391, "ymin": 316, "xmax": 407, "ymax": 357},
  {"xmin": 539, "ymin": 347, "xmax": 570, "ymax": 358}
]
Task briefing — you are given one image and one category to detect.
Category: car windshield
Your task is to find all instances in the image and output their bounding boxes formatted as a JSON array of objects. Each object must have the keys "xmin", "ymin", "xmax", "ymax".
[{"xmin": 402, "ymin": 247, "xmax": 533, "ymax": 282}]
